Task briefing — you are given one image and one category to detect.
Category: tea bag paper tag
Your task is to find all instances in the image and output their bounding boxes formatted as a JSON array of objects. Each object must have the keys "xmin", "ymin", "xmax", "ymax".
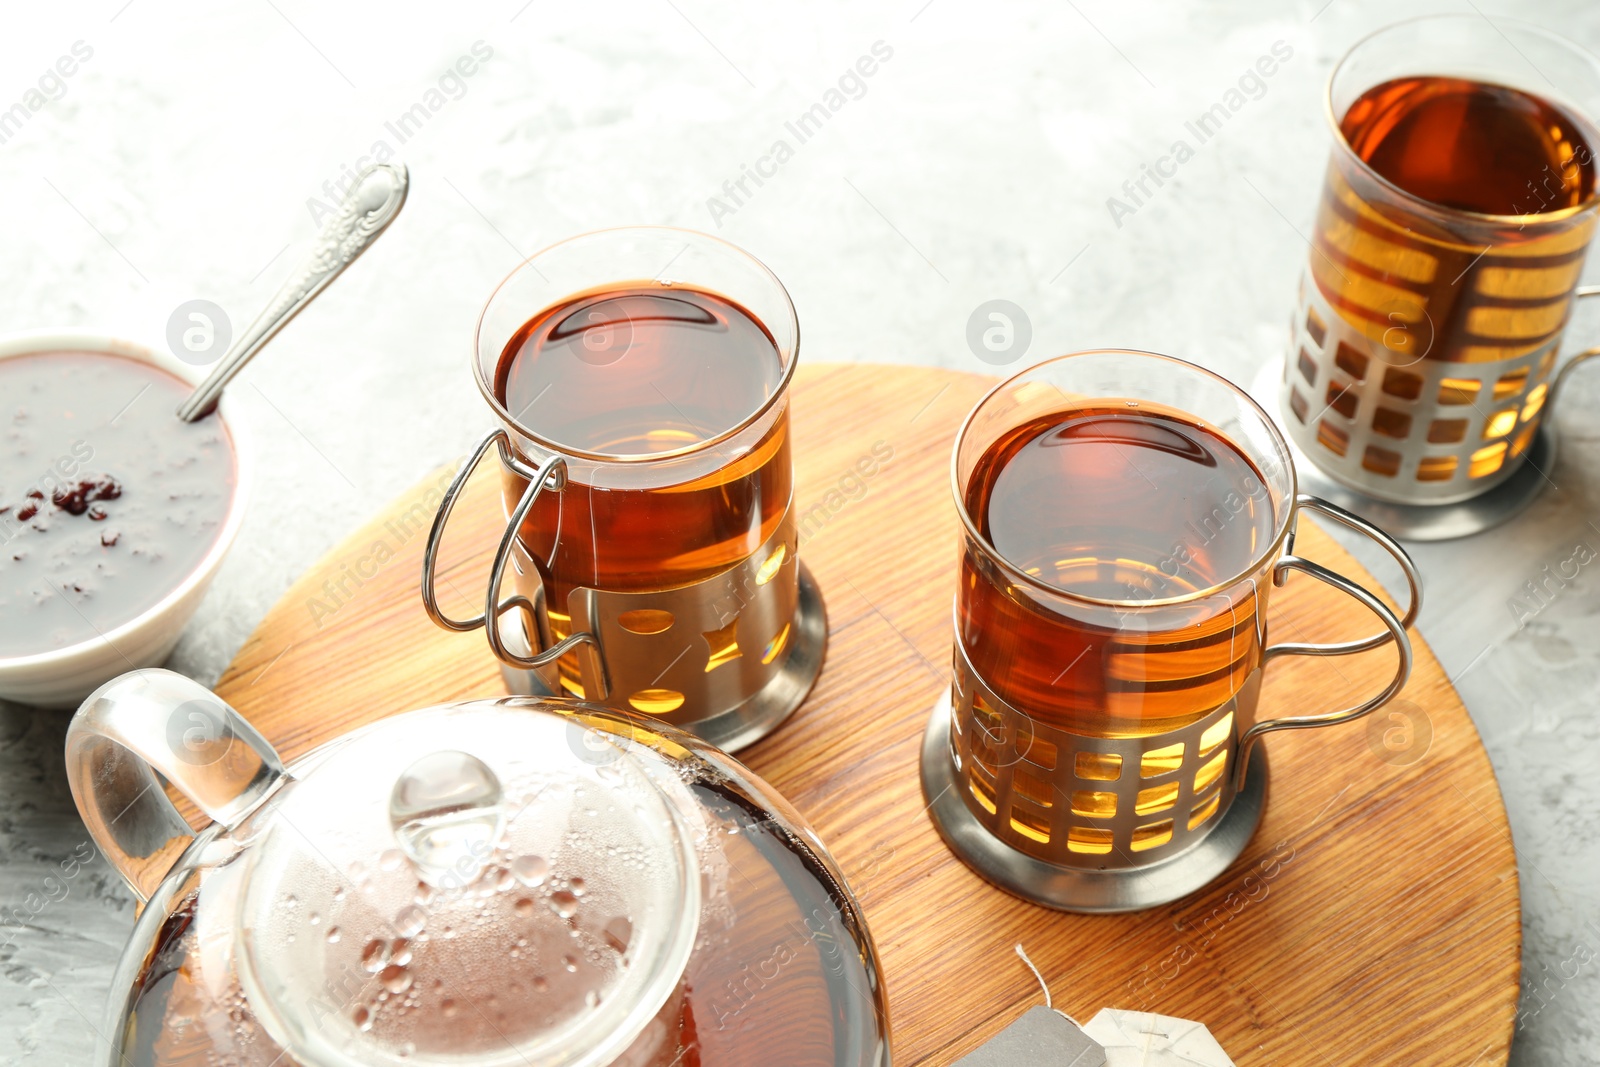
[
  {"xmin": 1083, "ymin": 1008, "xmax": 1236, "ymax": 1066},
  {"xmin": 953, "ymin": 1005, "xmax": 1107, "ymax": 1067}
]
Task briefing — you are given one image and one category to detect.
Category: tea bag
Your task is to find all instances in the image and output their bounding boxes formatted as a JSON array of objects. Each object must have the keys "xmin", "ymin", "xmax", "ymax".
[
  {"xmin": 954, "ymin": 946, "xmax": 1106, "ymax": 1066},
  {"xmin": 955, "ymin": 947, "xmax": 1235, "ymax": 1067},
  {"xmin": 952, "ymin": 1005, "xmax": 1106, "ymax": 1066},
  {"xmin": 1082, "ymin": 1008, "xmax": 1237, "ymax": 1067}
]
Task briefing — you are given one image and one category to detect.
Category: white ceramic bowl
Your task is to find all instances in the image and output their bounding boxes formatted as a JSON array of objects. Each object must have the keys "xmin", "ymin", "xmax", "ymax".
[{"xmin": 0, "ymin": 330, "xmax": 252, "ymax": 709}]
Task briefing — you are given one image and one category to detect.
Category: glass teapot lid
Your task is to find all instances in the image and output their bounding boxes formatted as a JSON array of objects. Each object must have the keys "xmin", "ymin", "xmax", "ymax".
[
  {"xmin": 238, "ymin": 705, "xmax": 701, "ymax": 1067},
  {"xmin": 66, "ymin": 670, "xmax": 704, "ymax": 1067}
]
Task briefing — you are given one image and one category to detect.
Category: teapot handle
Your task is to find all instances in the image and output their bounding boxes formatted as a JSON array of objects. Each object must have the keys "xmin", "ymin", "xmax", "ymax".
[{"xmin": 65, "ymin": 669, "xmax": 287, "ymax": 903}]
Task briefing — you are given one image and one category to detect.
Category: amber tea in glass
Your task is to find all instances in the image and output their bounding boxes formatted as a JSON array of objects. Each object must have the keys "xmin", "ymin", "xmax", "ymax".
[
  {"xmin": 1283, "ymin": 15, "xmax": 1600, "ymax": 505},
  {"xmin": 958, "ymin": 402, "xmax": 1275, "ymax": 738},
  {"xmin": 494, "ymin": 284, "xmax": 793, "ymax": 693},
  {"xmin": 922, "ymin": 350, "xmax": 1419, "ymax": 910},
  {"xmin": 1312, "ymin": 76, "xmax": 1595, "ymax": 366},
  {"xmin": 425, "ymin": 228, "xmax": 823, "ymax": 753}
]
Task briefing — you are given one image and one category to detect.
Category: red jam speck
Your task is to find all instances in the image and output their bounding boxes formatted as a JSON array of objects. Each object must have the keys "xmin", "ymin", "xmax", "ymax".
[{"xmin": 51, "ymin": 476, "xmax": 123, "ymax": 516}]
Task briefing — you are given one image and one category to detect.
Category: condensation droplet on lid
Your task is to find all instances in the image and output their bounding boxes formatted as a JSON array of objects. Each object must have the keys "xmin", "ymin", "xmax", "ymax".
[
  {"xmin": 390, "ymin": 938, "xmax": 413, "ymax": 967},
  {"xmin": 308, "ymin": 911, "xmax": 321, "ymax": 926},
  {"xmin": 326, "ymin": 927, "xmax": 341, "ymax": 944},
  {"xmin": 353, "ymin": 1006, "xmax": 372, "ymax": 1031},
  {"xmin": 332, "ymin": 885, "xmax": 346, "ymax": 902},
  {"xmin": 379, "ymin": 849, "xmax": 405, "ymax": 872},
  {"xmin": 495, "ymin": 868, "xmax": 515, "ymax": 892},
  {"xmin": 442, "ymin": 999, "xmax": 458, "ymax": 1018},
  {"xmin": 568, "ymin": 877, "xmax": 586, "ymax": 897},
  {"xmin": 550, "ymin": 891, "xmax": 579, "ymax": 919},
  {"xmin": 514, "ymin": 898, "xmax": 535, "ymax": 917},
  {"xmin": 389, "ymin": 750, "xmax": 506, "ymax": 888},
  {"xmin": 511, "ymin": 855, "xmax": 549, "ymax": 887},
  {"xmin": 380, "ymin": 964, "xmax": 413, "ymax": 994},
  {"xmin": 603, "ymin": 916, "xmax": 633, "ymax": 954},
  {"xmin": 562, "ymin": 954, "xmax": 578, "ymax": 973},
  {"xmin": 414, "ymin": 882, "xmax": 436, "ymax": 907},
  {"xmin": 395, "ymin": 905, "xmax": 426, "ymax": 938},
  {"xmin": 533, "ymin": 975, "xmax": 549, "ymax": 993},
  {"xmin": 585, "ymin": 990, "xmax": 600, "ymax": 1008},
  {"xmin": 361, "ymin": 939, "xmax": 389, "ymax": 973}
]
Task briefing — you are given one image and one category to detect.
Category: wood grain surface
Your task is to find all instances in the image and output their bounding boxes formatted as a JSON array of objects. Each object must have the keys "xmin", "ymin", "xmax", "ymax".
[{"xmin": 215, "ymin": 363, "xmax": 1520, "ymax": 1066}]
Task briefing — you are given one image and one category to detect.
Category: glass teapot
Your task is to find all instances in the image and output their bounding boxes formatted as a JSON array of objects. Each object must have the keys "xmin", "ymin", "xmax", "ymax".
[{"xmin": 66, "ymin": 670, "xmax": 890, "ymax": 1067}]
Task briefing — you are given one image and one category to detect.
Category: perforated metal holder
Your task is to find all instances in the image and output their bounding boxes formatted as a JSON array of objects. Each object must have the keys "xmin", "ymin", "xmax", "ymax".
[
  {"xmin": 1267, "ymin": 275, "xmax": 1600, "ymax": 541},
  {"xmin": 497, "ymin": 595, "xmax": 826, "ymax": 753},
  {"xmin": 423, "ymin": 415, "xmax": 828, "ymax": 754},
  {"xmin": 488, "ymin": 502, "xmax": 828, "ymax": 754},
  {"xmin": 1250, "ymin": 357, "xmax": 1558, "ymax": 541},
  {"xmin": 920, "ymin": 641, "xmax": 1268, "ymax": 914}
]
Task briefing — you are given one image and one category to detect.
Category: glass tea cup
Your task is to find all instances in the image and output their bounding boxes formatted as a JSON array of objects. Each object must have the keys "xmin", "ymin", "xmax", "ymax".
[
  {"xmin": 921, "ymin": 350, "xmax": 1421, "ymax": 912},
  {"xmin": 423, "ymin": 228, "xmax": 824, "ymax": 753},
  {"xmin": 1283, "ymin": 15, "xmax": 1600, "ymax": 511}
]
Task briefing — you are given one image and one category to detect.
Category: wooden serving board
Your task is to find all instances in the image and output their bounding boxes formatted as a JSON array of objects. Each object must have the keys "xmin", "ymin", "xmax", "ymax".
[{"xmin": 216, "ymin": 364, "xmax": 1519, "ymax": 1066}]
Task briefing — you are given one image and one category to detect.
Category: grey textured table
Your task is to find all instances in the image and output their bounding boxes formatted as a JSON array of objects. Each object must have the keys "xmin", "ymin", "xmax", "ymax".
[{"xmin": 2, "ymin": 2, "xmax": 1598, "ymax": 1063}]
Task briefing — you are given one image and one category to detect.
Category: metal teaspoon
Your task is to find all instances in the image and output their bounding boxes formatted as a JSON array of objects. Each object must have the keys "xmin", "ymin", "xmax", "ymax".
[{"xmin": 177, "ymin": 161, "xmax": 409, "ymax": 422}]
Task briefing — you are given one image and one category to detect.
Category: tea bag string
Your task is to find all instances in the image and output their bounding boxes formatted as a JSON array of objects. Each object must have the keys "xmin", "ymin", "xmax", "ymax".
[{"xmin": 1013, "ymin": 943, "xmax": 1085, "ymax": 1028}]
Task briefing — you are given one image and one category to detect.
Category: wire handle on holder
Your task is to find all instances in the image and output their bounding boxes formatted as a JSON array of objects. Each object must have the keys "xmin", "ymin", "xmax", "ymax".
[
  {"xmin": 1238, "ymin": 494, "xmax": 1422, "ymax": 790},
  {"xmin": 1540, "ymin": 286, "xmax": 1600, "ymax": 420},
  {"xmin": 420, "ymin": 428, "xmax": 607, "ymax": 695}
]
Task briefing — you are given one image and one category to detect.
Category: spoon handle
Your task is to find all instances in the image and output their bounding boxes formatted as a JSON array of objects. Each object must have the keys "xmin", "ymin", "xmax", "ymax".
[{"xmin": 176, "ymin": 162, "xmax": 410, "ymax": 422}]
